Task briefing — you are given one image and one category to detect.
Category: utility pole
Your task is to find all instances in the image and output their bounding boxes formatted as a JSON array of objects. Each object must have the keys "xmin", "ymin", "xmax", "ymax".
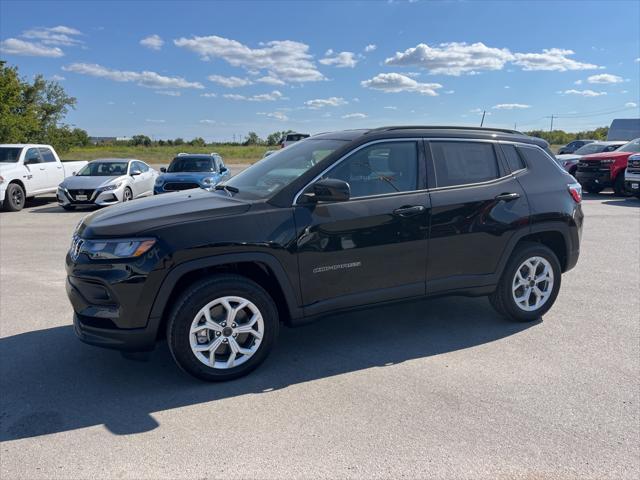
[
  {"xmin": 549, "ymin": 114, "xmax": 555, "ymax": 132},
  {"xmin": 480, "ymin": 110, "xmax": 486, "ymax": 127}
]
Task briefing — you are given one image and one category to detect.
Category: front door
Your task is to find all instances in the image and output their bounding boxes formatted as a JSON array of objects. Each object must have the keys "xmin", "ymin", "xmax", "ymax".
[
  {"xmin": 425, "ymin": 139, "xmax": 529, "ymax": 293},
  {"xmin": 39, "ymin": 147, "xmax": 64, "ymax": 190},
  {"xmin": 22, "ymin": 148, "xmax": 48, "ymax": 192},
  {"xmin": 294, "ymin": 140, "xmax": 430, "ymax": 315}
]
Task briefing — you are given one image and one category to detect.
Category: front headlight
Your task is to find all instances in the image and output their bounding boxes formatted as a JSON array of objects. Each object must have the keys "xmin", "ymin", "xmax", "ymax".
[
  {"xmin": 201, "ymin": 177, "xmax": 215, "ymax": 186},
  {"xmin": 155, "ymin": 177, "xmax": 164, "ymax": 186},
  {"xmin": 100, "ymin": 182, "xmax": 123, "ymax": 192},
  {"xmin": 78, "ymin": 238, "xmax": 156, "ymax": 260}
]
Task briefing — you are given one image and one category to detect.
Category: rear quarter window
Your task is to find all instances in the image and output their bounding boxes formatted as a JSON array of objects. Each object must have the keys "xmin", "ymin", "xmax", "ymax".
[{"xmin": 501, "ymin": 144, "xmax": 527, "ymax": 172}]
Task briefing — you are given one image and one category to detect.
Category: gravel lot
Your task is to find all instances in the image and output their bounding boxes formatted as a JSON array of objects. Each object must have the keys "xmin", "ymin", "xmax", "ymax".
[{"xmin": 0, "ymin": 188, "xmax": 638, "ymax": 479}]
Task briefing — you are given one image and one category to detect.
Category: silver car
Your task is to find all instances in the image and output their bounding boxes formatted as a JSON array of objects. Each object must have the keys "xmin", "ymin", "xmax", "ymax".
[{"xmin": 57, "ymin": 158, "xmax": 157, "ymax": 210}]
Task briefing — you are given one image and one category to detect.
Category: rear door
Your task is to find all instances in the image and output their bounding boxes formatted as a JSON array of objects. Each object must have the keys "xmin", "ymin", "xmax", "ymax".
[
  {"xmin": 425, "ymin": 139, "xmax": 529, "ymax": 293},
  {"xmin": 38, "ymin": 147, "xmax": 64, "ymax": 190},
  {"xmin": 294, "ymin": 139, "xmax": 430, "ymax": 315}
]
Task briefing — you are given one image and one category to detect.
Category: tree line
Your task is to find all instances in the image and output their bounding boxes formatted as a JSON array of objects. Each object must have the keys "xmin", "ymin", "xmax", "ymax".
[{"xmin": 523, "ymin": 127, "xmax": 609, "ymax": 145}]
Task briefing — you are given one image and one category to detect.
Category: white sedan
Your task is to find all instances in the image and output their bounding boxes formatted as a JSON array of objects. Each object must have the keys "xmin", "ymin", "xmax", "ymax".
[{"xmin": 57, "ymin": 158, "xmax": 158, "ymax": 210}]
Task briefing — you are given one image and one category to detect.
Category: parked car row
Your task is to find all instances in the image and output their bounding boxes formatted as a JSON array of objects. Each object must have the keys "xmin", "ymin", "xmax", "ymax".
[{"xmin": 0, "ymin": 147, "xmax": 231, "ymax": 212}]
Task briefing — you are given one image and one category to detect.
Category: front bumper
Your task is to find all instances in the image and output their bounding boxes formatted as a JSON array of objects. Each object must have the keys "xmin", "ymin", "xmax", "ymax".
[
  {"xmin": 57, "ymin": 186, "xmax": 124, "ymax": 207},
  {"xmin": 625, "ymin": 171, "xmax": 640, "ymax": 193},
  {"xmin": 575, "ymin": 169, "xmax": 612, "ymax": 188}
]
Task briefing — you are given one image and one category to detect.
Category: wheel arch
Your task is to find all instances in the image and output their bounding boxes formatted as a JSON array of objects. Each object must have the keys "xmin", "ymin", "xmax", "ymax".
[{"xmin": 149, "ymin": 253, "xmax": 303, "ymax": 339}]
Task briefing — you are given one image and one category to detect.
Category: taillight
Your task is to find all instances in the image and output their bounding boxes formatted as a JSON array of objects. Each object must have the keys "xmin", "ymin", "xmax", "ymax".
[{"xmin": 568, "ymin": 182, "xmax": 582, "ymax": 203}]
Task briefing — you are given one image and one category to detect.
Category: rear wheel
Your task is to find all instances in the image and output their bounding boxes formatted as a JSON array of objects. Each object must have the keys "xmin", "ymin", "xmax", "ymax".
[
  {"xmin": 167, "ymin": 274, "xmax": 279, "ymax": 381},
  {"xmin": 2, "ymin": 183, "xmax": 25, "ymax": 211},
  {"xmin": 490, "ymin": 242, "xmax": 561, "ymax": 322}
]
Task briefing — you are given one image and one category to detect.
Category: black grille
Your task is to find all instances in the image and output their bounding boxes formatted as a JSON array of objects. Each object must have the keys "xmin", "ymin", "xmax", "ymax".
[
  {"xmin": 68, "ymin": 189, "xmax": 95, "ymax": 201},
  {"xmin": 163, "ymin": 182, "xmax": 200, "ymax": 191}
]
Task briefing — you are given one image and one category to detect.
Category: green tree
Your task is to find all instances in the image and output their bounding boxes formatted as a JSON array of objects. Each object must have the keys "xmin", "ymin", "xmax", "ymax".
[
  {"xmin": 130, "ymin": 134, "xmax": 152, "ymax": 146},
  {"xmin": 243, "ymin": 131, "xmax": 262, "ymax": 146},
  {"xmin": 174, "ymin": 137, "xmax": 184, "ymax": 146},
  {"xmin": 190, "ymin": 136, "xmax": 206, "ymax": 147},
  {"xmin": 266, "ymin": 130, "xmax": 292, "ymax": 146}
]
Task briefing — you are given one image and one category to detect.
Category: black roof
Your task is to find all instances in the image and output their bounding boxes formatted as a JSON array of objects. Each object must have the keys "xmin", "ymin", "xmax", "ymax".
[{"xmin": 311, "ymin": 125, "xmax": 549, "ymax": 148}]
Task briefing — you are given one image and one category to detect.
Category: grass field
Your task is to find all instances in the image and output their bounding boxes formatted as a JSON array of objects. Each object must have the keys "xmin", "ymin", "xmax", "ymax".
[{"xmin": 65, "ymin": 144, "xmax": 274, "ymax": 164}]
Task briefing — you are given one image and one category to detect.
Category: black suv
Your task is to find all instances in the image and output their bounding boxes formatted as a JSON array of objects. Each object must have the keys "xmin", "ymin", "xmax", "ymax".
[{"xmin": 66, "ymin": 127, "xmax": 583, "ymax": 381}]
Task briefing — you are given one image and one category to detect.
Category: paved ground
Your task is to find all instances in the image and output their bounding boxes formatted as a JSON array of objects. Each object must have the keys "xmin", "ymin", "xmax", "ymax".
[{"xmin": 0, "ymin": 189, "xmax": 638, "ymax": 479}]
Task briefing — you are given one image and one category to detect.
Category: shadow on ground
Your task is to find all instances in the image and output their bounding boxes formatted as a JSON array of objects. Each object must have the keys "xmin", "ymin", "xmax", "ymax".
[{"xmin": 0, "ymin": 296, "xmax": 537, "ymax": 441}]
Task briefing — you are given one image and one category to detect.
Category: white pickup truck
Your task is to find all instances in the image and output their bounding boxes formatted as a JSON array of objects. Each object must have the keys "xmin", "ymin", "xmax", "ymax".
[{"xmin": 0, "ymin": 144, "xmax": 87, "ymax": 211}]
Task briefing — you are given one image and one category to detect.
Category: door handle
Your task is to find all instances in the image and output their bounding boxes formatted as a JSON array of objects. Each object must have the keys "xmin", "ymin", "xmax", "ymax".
[
  {"xmin": 393, "ymin": 205, "xmax": 425, "ymax": 217},
  {"xmin": 495, "ymin": 192, "xmax": 520, "ymax": 202},
  {"xmin": 57, "ymin": 166, "xmax": 62, "ymax": 169},
  {"xmin": 39, "ymin": 167, "xmax": 46, "ymax": 171}
]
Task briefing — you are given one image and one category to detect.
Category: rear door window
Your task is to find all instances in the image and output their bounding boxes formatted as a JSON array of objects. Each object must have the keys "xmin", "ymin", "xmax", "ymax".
[
  {"xmin": 501, "ymin": 144, "xmax": 527, "ymax": 172},
  {"xmin": 430, "ymin": 141, "xmax": 500, "ymax": 188},
  {"xmin": 38, "ymin": 148, "xmax": 56, "ymax": 162}
]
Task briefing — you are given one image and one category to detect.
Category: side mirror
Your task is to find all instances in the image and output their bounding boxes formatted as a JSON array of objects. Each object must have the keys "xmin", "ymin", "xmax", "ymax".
[
  {"xmin": 304, "ymin": 178, "xmax": 350, "ymax": 203},
  {"xmin": 160, "ymin": 167, "xmax": 167, "ymax": 173},
  {"xmin": 220, "ymin": 166, "xmax": 228, "ymax": 173},
  {"xmin": 24, "ymin": 158, "xmax": 38, "ymax": 165},
  {"xmin": 131, "ymin": 170, "xmax": 141, "ymax": 176}
]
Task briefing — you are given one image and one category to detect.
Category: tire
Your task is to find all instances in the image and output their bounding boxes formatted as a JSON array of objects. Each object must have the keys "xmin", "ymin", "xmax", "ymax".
[
  {"xmin": 2, "ymin": 183, "xmax": 25, "ymax": 212},
  {"xmin": 489, "ymin": 242, "xmax": 561, "ymax": 322},
  {"xmin": 122, "ymin": 187, "xmax": 133, "ymax": 202},
  {"xmin": 167, "ymin": 274, "xmax": 279, "ymax": 381},
  {"xmin": 613, "ymin": 174, "xmax": 630, "ymax": 197},
  {"xmin": 61, "ymin": 205, "xmax": 76, "ymax": 211}
]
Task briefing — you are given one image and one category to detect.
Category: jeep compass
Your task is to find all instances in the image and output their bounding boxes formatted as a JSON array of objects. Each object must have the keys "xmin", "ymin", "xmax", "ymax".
[{"xmin": 66, "ymin": 127, "xmax": 583, "ymax": 381}]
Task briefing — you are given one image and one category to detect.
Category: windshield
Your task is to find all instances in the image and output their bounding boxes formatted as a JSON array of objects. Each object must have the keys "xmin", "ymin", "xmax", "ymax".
[
  {"xmin": 168, "ymin": 157, "xmax": 214, "ymax": 172},
  {"xmin": 575, "ymin": 143, "xmax": 622, "ymax": 155},
  {"xmin": 77, "ymin": 161, "xmax": 129, "ymax": 176},
  {"xmin": 617, "ymin": 138, "xmax": 640, "ymax": 153},
  {"xmin": 224, "ymin": 139, "xmax": 347, "ymax": 199},
  {"xmin": 0, "ymin": 147, "xmax": 23, "ymax": 163}
]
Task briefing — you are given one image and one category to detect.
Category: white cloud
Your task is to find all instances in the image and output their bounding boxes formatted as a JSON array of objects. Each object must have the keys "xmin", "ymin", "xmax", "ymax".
[
  {"xmin": 470, "ymin": 108, "xmax": 491, "ymax": 115},
  {"xmin": 625, "ymin": 102, "xmax": 638, "ymax": 108},
  {"xmin": 208, "ymin": 74, "xmax": 253, "ymax": 88},
  {"xmin": 513, "ymin": 48, "xmax": 600, "ymax": 71},
  {"xmin": 200, "ymin": 119, "xmax": 216, "ymax": 124},
  {"xmin": 51, "ymin": 74, "xmax": 65, "ymax": 81},
  {"xmin": 62, "ymin": 63, "xmax": 204, "ymax": 89},
  {"xmin": 319, "ymin": 51, "xmax": 358, "ymax": 68},
  {"xmin": 504, "ymin": 85, "xmax": 511, "ymax": 89},
  {"xmin": 364, "ymin": 44, "xmax": 377, "ymax": 53},
  {"xmin": 586, "ymin": 73, "xmax": 624, "ymax": 84},
  {"xmin": 200, "ymin": 93, "xmax": 217, "ymax": 98},
  {"xmin": 0, "ymin": 38, "xmax": 64, "ymax": 57},
  {"xmin": 140, "ymin": 34, "xmax": 164, "ymax": 51},
  {"xmin": 560, "ymin": 89, "xmax": 607, "ymax": 97},
  {"xmin": 174, "ymin": 35, "xmax": 325, "ymax": 84},
  {"xmin": 155, "ymin": 90, "xmax": 181, "ymax": 96},
  {"xmin": 257, "ymin": 111, "xmax": 289, "ymax": 121},
  {"xmin": 361, "ymin": 73, "xmax": 442, "ymax": 96},
  {"xmin": 23, "ymin": 26, "xmax": 83, "ymax": 46},
  {"xmin": 304, "ymin": 97, "xmax": 348, "ymax": 109},
  {"xmin": 492, "ymin": 103, "xmax": 531, "ymax": 110},
  {"xmin": 574, "ymin": 79, "xmax": 583, "ymax": 85},
  {"xmin": 635, "ymin": 58, "xmax": 640, "ymax": 63},
  {"xmin": 385, "ymin": 42, "xmax": 601, "ymax": 75},
  {"xmin": 342, "ymin": 113, "xmax": 367, "ymax": 119},
  {"xmin": 145, "ymin": 119, "xmax": 165, "ymax": 123},
  {"xmin": 385, "ymin": 42, "xmax": 513, "ymax": 75},
  {"xmin": 384, "ymin": 106, "xmax": 397, "ymax": 110},
  {"xmin": 256, "ymin": 75, "xmax": 285, "ymax": 86},
  {"xmin": 223, "ymin": 90, "xmax": 283, "ymax": 102},
  {"xmin": 444, "ymin": 90, "xmax": 455, "ymax": 94}
]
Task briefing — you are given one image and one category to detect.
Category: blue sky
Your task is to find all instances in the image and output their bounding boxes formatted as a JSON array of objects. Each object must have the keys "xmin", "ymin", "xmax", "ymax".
[{"xmin": 1, "ymin": 0, "xmax": 639, "ymax": 141}]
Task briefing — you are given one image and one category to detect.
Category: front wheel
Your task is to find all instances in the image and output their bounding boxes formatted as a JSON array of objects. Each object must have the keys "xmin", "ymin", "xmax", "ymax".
[
  {"xmin": 490, "ymin": 242, "xmax": 561, "ymax": 322},
  {"xmin": 2, "ymin": 183, "xmax": 25, "ymax": 211},
  {"xmin": 122, "ymin": 187, "xmax": 133, "ymax": 202},
  {"xmin": 584, "ymin": 185, "xmax": 603, "ymax": 194},
  {"xmin": 167, "ymin": 274, "xmax": 279, "ymax": 381},
  {"xmin": 61, "ymin": 204, "xmax": 76, "ymax": 211},
  {"xmin": 613, "ymin": 174, "xmax": 631, "ymax": 197}
]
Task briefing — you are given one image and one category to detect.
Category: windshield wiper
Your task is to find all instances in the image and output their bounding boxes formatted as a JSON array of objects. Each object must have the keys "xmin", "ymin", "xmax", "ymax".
[{"xmin": 214, "ymin": 184, "xmax": 239, "ymax": 196}]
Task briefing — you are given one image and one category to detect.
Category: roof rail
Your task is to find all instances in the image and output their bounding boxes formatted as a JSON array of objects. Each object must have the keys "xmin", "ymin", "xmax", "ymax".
[
  {"xmin": 210, "ymin": 152, "xmax": 220, "ymax": 156},
  {"xmin": 177, "ymin": 152, "xmax": 189, "ymax": 156},
  {"xmin": 368, "ymin": 125, "xmax": 524, "ymax": 135}
]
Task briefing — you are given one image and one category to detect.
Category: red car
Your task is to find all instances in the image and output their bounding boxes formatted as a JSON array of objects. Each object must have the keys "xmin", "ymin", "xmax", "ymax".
[{"xmin": 575, "ymin": 138, "xmax": 640, "ymax": 195}]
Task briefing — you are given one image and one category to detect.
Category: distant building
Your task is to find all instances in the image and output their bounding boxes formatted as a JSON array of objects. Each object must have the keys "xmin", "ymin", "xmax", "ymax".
[
  {"xmin": 89, "ymin": 136, "xmax": 117, "ymax": 145},
  {"xmin": 116, "ymin": 136, "xmax": 132, "ymax": 142}
]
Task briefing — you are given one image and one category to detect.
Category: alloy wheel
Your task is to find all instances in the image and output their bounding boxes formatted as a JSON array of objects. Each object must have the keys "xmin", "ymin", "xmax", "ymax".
[
  {"xmin": 511, "ymin": 256, "xmax": 554, "ymax": 312},
  {"xmin": 189, "ymin": 296, "xmax": 264, "ymax": 369}
]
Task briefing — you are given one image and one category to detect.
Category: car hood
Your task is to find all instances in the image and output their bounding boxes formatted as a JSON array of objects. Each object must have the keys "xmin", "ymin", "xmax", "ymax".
[
  {"xmin": 556, "ymin": 154, "xmax": 581, "ymax": 162},
  {"xmin": 159, "ymin": 172, "xmax": 215, "ymax": 182},
  {"xmin": 581, "ymin": 151, "xmax": 632, "ymax": 161},
  {"xmin": 79, "ymin": 188, "xmax": 251, "ymax": 237},
  {"xmin": 61, "ymin": 175, "xmax": 127, "ymax": 189}
]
